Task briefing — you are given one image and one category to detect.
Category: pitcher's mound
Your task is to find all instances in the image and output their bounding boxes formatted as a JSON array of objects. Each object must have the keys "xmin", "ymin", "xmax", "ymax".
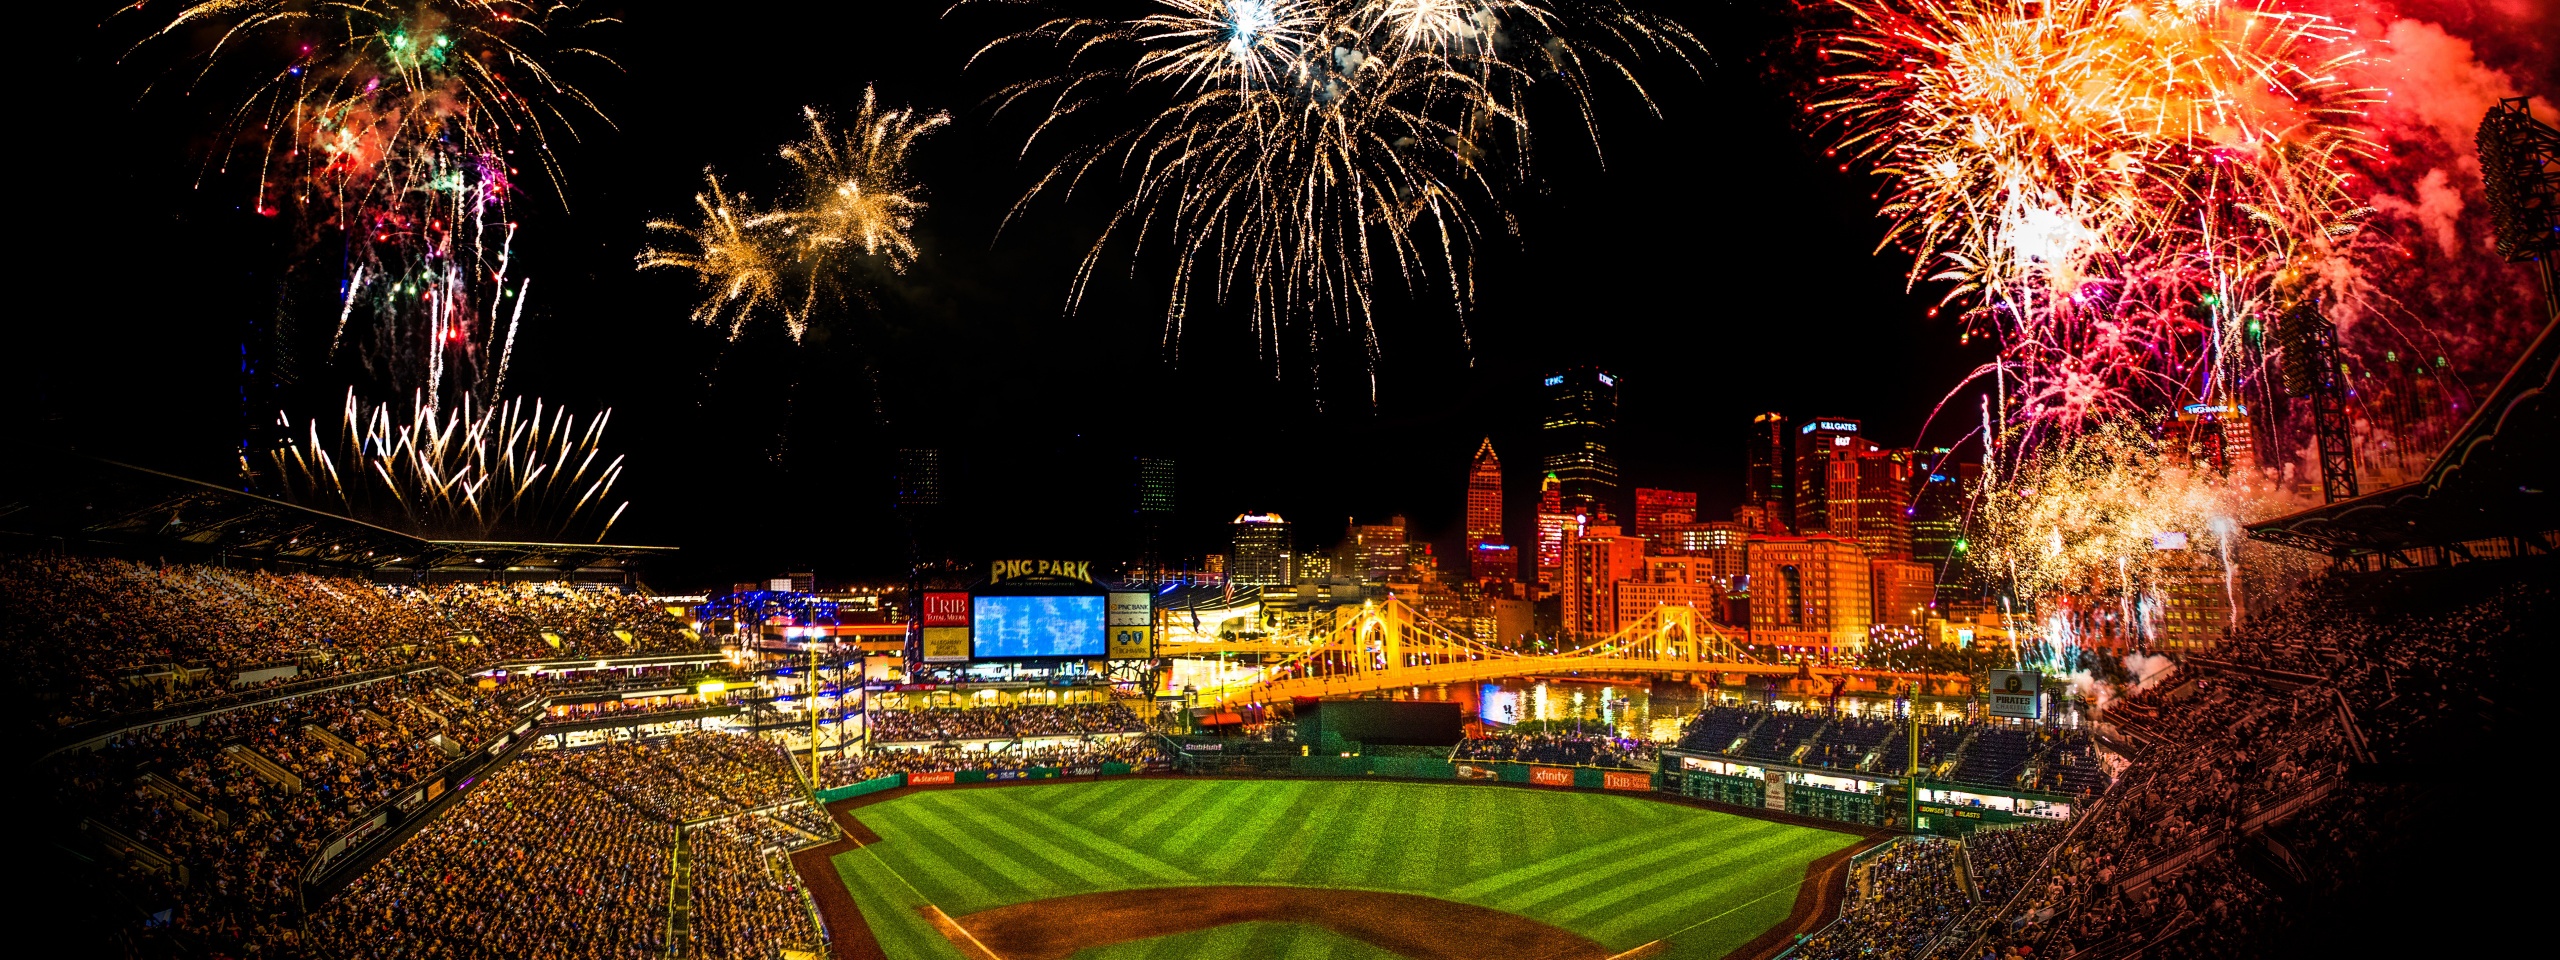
[{"xmin": 953, "ymin": 886, "xmax": 1610, "ymax": 960}]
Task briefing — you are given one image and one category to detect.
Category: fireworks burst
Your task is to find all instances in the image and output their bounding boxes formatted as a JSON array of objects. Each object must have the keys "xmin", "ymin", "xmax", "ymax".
[
  {"xmin": 273, "ymin": 389, "xmax": 631, "ymax": 542},
  {"xmin": 975, "ymin": 0, "xmax": 1699, "ymax": 381},
  {"xmin": 1969, "ymin": 417, "xmax": 2308, "ymax": 653},
  {"xmin": 1811, "ymin": 0, "xmax": 2376, "ymax": 429},
  {"xmin": 126, "ymin": 0, "xmax": 613, "ymax": 407},
  {"xmin": 639, "ymin": 89, "xmax": 948, "ymax": 342}
]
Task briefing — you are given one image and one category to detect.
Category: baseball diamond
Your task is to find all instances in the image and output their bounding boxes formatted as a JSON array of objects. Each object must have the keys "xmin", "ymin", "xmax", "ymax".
[{"xmin": 824, "ymin": 779, "xmax": 1864, "ymax": 960}]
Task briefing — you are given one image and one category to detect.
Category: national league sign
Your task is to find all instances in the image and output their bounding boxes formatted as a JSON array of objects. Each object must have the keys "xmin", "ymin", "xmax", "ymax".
[{"xmin": 1987, "ymin": 669, "xmax": 2041, "ymax": 719}]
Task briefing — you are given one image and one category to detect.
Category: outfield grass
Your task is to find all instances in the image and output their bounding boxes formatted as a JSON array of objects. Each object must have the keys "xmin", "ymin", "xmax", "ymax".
[{"xmin": 832, "ymin": 779, "xmax": 1858, "ymax": 960}]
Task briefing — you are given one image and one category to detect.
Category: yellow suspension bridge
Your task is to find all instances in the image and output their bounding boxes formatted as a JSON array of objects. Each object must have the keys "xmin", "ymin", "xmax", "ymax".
[{"xmin": 1161, "ymin": 595, "xmax": 1974, "ymax": 706}]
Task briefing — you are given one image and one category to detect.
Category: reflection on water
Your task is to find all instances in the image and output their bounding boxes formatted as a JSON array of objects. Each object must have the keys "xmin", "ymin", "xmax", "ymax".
[{"xmin": 1436, "ymin": 676, "xmax": 1987, "ymax": 740}]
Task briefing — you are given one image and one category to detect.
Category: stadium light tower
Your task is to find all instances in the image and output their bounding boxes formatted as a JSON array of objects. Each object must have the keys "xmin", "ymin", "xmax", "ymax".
[
  {"xmin": 2477, "ymin": 96, "xmax": 2560, "ymax": 316},
  {"xmin": 2278, "ymin": 297, "xmax": 2357, "ymax": 504}
]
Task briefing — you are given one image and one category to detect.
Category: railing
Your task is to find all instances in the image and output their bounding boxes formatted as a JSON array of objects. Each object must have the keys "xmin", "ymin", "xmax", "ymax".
[
  {"xmin": 1770, "ymin": 836, "xmax": 1914, "ymax": 960},
  {"xmin": 299, "ymin": 714, "xmax": 540, "ymax": 896}
]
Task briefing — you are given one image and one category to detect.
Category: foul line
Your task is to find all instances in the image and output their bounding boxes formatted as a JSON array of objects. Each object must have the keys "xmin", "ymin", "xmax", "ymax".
[{"xmin": 1648, "ymin": 883, "xmax": 1796, "ymax": 946}]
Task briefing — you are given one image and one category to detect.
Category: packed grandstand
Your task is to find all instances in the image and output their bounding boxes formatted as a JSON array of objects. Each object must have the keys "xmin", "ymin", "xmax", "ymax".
[{"xmin": 11, "ymin": 536, "xmax": 2537, "ymax": 959}]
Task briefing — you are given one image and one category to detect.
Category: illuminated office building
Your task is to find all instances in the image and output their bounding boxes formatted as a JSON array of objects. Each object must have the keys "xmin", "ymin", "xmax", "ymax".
[
  {"xmin": 1465, "ymin": 438, "xmax": 1508, "ymax": 580},
  {"xmin": 1230, "ymin": 513, "xmax": 1294, "ymax": 587},
  {"xmin": 1746, "ymin": 534, "xmax": 1872, "ymax": 650},
  {"xmin": 1632, "ymin": 487, "xmax": 1697, "ymax": 545},
  {"xmin": 1561, "ymin": 525, "xmax": 1645, "ymax": 639},
  {"xmin": 1541, "ymin": 366, "xmax": 1621, "ymax": 519},
  {"xmin": 1791, "ymin": 418, "xmax": 1862, "ymax": 534}
]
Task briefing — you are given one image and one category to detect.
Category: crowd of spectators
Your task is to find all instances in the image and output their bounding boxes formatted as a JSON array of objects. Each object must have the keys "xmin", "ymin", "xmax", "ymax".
[
  {"xmin": 867, "ymin": 702, "xmax": 1147, "ymax": 742},
  {"xmin": 1670, "ymin": 703, "xmax": 2084, "ymax": 792},
  {"xmin": 307, "ymin": 731, "xmax": 833, "ymax": 959},
  {"xmin": 566, "ymin": 733, "xmax": 808, "ymax": 823},
  {"xmin": 47, "ymin": 670, "xmax": 523, "ymax": 958},
  {"xmin": 306, "ymin": 752, "xmax": 675, "ymax": 960},
  {"xmin": 689, "ymin": 813, "xmax": 822, "ymax": 960},
  {"xmin": 1451, "ymin": 731, "xmax": 1658, "ymax": 769},
  {"xmin": 1799, "ymin": 573, "xmax": 2544, "ymax": 960},
  {"xmin": 1794, "ymin": 838, "xmax": 1972, "ymax": 960},
  {"xmin": 1, "ymin": 552, "xmax": 708, "ymax": 729},
  {"xmin": 819, "ymin": 735, "xmax": 1179, "ymax": 785}
]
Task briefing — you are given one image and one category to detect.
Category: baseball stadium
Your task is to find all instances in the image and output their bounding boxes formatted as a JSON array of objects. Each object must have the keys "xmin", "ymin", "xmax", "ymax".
[{"xmin": 21, "ymin": 1, "xmax": 2560, "ymax": 958}]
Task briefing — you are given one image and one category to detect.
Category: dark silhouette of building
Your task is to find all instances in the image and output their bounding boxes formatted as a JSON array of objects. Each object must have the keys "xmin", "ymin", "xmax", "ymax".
[
  {"xmin": 1746, "ymin": 411, "xmax": 1789, "ymax": 520},
  {"xmin": 1132, "ymin": 456, "xmax": 1176, "ymax": 575}
]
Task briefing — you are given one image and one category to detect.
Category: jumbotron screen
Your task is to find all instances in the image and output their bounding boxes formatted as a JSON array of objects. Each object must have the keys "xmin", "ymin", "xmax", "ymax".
[{"xmin": 971, "ymin": 595, "xmax": 1108, "ymax": 658}]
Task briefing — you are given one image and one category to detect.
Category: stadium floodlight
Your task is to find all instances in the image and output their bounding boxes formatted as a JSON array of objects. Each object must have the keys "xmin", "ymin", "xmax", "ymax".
[{"xmin": 2478, "ymin": 97, "xmax": 2560, "ymax": 265}]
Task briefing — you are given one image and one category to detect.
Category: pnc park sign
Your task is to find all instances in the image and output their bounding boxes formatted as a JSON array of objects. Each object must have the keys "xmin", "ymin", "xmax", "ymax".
[{"xmin": 988, "ymin": 559, "xmax": 1094, "ymax": 584}]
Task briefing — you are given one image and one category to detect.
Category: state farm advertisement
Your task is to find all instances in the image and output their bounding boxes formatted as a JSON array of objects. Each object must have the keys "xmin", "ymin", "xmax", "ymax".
[
  {"xmin": 907, "ymin": 771, "xmax": 957, "ymax": 785},
  {"xmin": 1529, "ymin": 766, "xmax": 1574, "ymax": 786}
]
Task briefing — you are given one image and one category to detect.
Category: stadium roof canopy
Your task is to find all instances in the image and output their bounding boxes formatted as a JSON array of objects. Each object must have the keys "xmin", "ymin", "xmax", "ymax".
[
  {"xmin": 2248, "ymin": 315, "xmax": 2559, "ymax": 557},
  {"xmin": 0, "ymin": 458, "xmax": 673, "ymax": 577}
]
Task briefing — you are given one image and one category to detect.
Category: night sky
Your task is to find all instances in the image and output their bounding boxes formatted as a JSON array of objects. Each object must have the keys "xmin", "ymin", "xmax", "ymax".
[{"xmin": 26, "ymin": 2, "xmax": 1995, "ymax": 588}]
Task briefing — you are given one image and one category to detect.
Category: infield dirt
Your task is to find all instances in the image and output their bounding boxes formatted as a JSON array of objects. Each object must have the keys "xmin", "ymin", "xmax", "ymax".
[{"xmin": 950, "ymin": 885, "xmax": 1611, "ymax": 960}]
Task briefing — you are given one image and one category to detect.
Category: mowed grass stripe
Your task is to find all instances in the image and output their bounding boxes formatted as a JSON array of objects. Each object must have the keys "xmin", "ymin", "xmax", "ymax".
[
  {"xmin": 1155, "ymin": 781, "xmax": 1263, "ymax": 860},
  {"xmin": 1588, "ymin": 846, "xmax": 1832, "ymax": 943},
  {"xmin": 1074, "ymin": 779, "xmax": 1184, "ymax": 828},
  {"xmin": 962, "ymin": 789, "xmax": 1197, "ymax": 883},
  {"xmin": 1447, "ymin": 816, "xmax": 1747, "ymax": 900},
  {"xmin": 831, "ymin": 848, "xmax": 964, "ymax": 960},
  {"xmin": 846, "ymin": 805, "xmax": 1013, "ymax": 906},
  {"xmin": 1291, "ymin": 778, "xmax": 1407, "ymax": 888},
  {"xmin": 1529, "ymin": 826, "xmax": 1814, "ymax": 923},
  {"xmin": 1498, "ymin": 823, "xmax": 1811, "ymax": 917},
  {"xmin": 1114, "ymin": 780, "xmax": 1224, "ymax": 842},
  {"xmin": 919, "ymin": 791, "xmax": 1174, "ymax": 889},
  {"xmin": 1195, "ymin": 780, "xmax": 1317, "ymax": 875},
  {"xmin": 868, "ymin": 798, "xmax": 1068, "ymax": 901},
  {"xmin": 1043, "ymin": 778, "xmax": 1142, "ymax": 818}
]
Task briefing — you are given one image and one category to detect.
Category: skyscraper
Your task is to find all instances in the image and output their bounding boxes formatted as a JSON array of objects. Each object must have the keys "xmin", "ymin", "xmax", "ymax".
[
  {"xmin": 1132, "ymin": 456, "xmax": 1176, "ymax": 575},
  {"xmin": 1746, "ymin": 412, "xmax": 1789, "ymax": 516},
  {"xmin": 895, "ymin": 448, "xmax": 943, "ymax": 507},
  {"xmin": 1791, "ymin": 418, "xmax": 1862, "ymax": 534},
  {"xmin": 1533, "ymin": 474, "xmax": 1576, "ymax": 589},
  {"xmin": 1229, "ymin": 513, "xmax": 1294, "ymax": 587},
  {"xmin": 1354, "ymin": 516, "xmax": 1411, "ymax": 583},
  {"xmin": 1831, "ymin": 446, "xmax": 1914, "ymax": 559},
  {"xmin": 1910, "ymin": 450, "xmax": 1979, "ymax": 606},
  {"xmin": 1540, "ymin": 366, "xmax": 1620, "ymax": 519},
  {"xmin": 1464, "ymin": 438, "xmax": 1507, "ymax": 580}
]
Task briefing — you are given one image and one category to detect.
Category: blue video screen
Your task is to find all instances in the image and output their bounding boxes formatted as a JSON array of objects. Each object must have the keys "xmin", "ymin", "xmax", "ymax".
[{"xmin": 971, "ymin": 595, "xmax": 1107, "ymax": 658}]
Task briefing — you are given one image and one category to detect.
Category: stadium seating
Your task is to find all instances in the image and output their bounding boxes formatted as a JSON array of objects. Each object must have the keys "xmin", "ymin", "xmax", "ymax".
[{"xmin": 2, "ymin": 553, "xmax": 709, "ymax": 730}]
